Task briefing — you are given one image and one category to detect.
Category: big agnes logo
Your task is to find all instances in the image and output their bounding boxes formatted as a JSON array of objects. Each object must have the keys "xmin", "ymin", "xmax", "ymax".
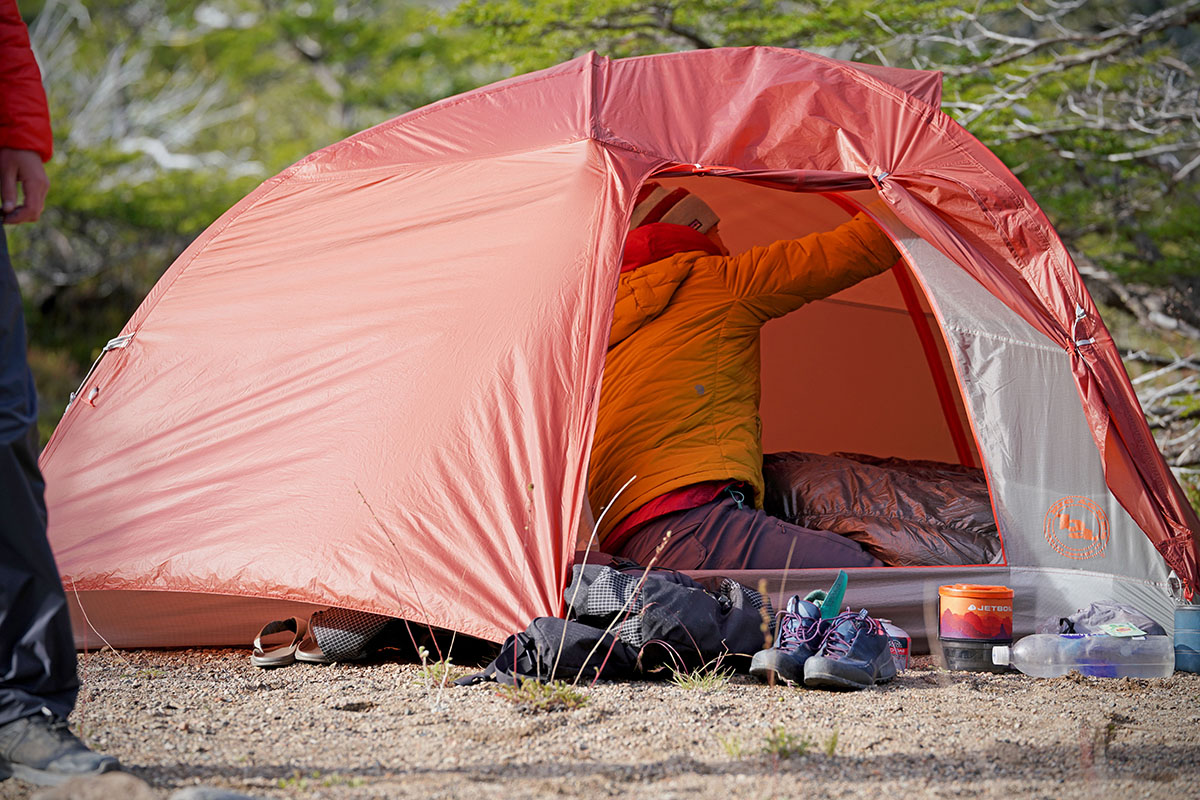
[{"xmin": 1044, "ymin": 496, "xmax": 1109, "ymax": 560}]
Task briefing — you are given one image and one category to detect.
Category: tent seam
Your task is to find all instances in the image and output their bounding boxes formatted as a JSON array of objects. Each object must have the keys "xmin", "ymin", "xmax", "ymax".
[
  {"xmin": 832, "ymin": 54, "xmax": 1077, "ymax": 320},
  {"xmin": 921, "ymin": 167, "xmax": 1067, "ymax": 319},
  {"xmin": 939, "ymin": 322, "xmax": 1064, "ymax": 354},
  {"xmin": 285, "ymin": 137, "xmax": 600, "ymax": 182},
  {"xmin": 805, "ymin": 41, "xmax": 1082, "ymax": 327}
]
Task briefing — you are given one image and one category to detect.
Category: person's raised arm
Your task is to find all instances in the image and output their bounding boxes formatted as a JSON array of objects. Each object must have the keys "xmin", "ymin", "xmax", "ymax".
[{"xmin": 718, "ymin": 213, "xmax": 901, "ymax": 319}]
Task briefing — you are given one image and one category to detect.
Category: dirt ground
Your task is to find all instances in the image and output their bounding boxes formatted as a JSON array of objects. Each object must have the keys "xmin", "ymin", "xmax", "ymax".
[{"xmin": 2, "ymin": 647, "xmax": 1199, "ymax": 800}]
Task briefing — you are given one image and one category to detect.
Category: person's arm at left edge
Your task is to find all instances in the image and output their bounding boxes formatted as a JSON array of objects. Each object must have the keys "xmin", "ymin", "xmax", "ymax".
[{"xmin": 0, "ymin": 0, "xmax": 53, "ymax": 224}]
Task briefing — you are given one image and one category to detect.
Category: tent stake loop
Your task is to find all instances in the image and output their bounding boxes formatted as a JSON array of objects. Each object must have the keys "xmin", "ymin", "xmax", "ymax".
[{"xmin": 1072, "ymin": 304, "xmax": 1095, "ymax": 349}]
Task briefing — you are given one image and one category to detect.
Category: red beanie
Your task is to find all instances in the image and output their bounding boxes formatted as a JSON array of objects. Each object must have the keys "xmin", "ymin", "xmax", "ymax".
[{"xmin": 621, "ymin": 222, "xmax": 723, "ymax": 273}]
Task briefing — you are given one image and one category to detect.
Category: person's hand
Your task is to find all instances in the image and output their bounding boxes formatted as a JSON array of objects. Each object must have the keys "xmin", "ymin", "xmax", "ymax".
[{"xmin": 0, "ymin": 148, "xmax": 49, "ymax": 224}]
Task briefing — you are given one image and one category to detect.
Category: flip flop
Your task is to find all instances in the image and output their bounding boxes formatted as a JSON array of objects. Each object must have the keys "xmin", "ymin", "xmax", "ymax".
[
  {"xmin": 294, "ymin": 615, "xmax": 369, "ymax": 664},
  {"xmin": 295, "ymin": 628, "xmax": 334, "ymax": 664},
  {"xmin": 250, "ymin": 618, "xmax": 302, "ymax": 668}
]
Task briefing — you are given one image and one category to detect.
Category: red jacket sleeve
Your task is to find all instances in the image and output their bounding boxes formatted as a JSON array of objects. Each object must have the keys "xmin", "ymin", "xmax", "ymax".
[{"xmin": 0, "ymin": 0, "xmax": 53, "ymax": 161}]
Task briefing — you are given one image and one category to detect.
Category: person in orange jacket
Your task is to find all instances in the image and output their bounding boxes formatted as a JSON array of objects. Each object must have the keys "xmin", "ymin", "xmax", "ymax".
[
  {"xmin": 587, "ymin": 182, "xmax": 901, "ymax": 570},
  {"xmin": 0, "ymin": 0, "xmax": 120, "ymax": 786}
]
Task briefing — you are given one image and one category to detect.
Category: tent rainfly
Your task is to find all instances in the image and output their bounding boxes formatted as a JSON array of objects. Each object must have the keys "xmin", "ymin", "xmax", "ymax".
[{"xmin": 40, "ymin": 47, "xmax": 1199, "ymax": 650}]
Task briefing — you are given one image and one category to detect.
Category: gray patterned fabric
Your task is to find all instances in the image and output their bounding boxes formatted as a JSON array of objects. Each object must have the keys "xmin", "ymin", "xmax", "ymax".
[
  {"xmin": 309, "ymin": 608, "xmax": 391, "ymax": 661},
  {"xmin": 575, "ymin": 567, "xmax": 646, "ymax": 647}
]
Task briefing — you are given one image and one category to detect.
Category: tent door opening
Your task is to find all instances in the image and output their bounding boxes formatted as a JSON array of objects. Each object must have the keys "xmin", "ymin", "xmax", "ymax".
[{"xmin": 593, "ymin": 173, "xmax": 1004, "ymax": 569}]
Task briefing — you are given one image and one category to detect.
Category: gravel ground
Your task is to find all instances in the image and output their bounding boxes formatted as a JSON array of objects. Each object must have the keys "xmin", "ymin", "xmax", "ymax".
[{"xmin": 2, "ymin": 648, "xmax": 1199, "ymax": 800}]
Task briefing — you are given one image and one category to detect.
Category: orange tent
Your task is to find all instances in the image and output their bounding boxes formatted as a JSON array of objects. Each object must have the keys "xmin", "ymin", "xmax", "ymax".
[{"xmin": 41, "ymin": 48, "xmax": 1198, "ymax": 649}]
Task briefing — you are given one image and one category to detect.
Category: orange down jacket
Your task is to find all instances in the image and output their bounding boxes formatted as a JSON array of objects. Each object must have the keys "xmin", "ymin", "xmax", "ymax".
[{"xmin": 588, "ymin": 212, "xmax": 901, "ymax": 547}]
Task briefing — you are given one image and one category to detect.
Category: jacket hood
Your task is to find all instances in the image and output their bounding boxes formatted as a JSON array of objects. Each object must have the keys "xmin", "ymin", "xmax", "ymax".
[
  {"xmin": 610, "ymin": 223, "xmax": 722, "ymax": 348},
  {"xmin": 608, "ymin": 254, "xmax": 696, "ymax": 348}
]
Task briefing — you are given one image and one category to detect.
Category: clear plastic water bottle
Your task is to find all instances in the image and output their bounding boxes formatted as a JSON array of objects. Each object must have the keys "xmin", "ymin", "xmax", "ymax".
[{"xmin": 991, "ymin": 634, "xmax": 1174, "ymax": 678}]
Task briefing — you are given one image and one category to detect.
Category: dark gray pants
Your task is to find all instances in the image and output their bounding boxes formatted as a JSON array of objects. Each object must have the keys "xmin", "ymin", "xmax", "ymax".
[
  {"xmin": 0, "ymin": 227, "xmax": 78, "ymax": 727},
  {"xmin": 616, "ymin": 494, "xmax": 883, "ymax": 571}
]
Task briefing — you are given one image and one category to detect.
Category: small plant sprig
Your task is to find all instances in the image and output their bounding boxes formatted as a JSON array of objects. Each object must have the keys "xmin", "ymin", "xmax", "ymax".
[
  {"xmin": 718, "ymin": 733, "xmax": 747, "ymax": 759},
  {"xmin": 496, "ymin": 678, "xmax": 589, "ymax": 713},
  {"xmin": 762, "ymin": 725, "xmax": 813, "ymax": 758},
  {"xmin": 120, "ymin": 667, "xmax": 163, "ymax": 680},
  {"xmin": 670, "ymin": 655, "xmax": 733, "ymax": 692},
  {"xmin": 277, "ymin": 770, "xmax": 320, "ymax": 790},
  {"xmin": 724, "ymin": 727, "xmax": 837, "ymax": 761},
  {"xmin": 278, "ymin": 770, "xmax": 366, "ymax": 790},
  {"xmin": 417, "ymin": 645, "xmax": 457, "ymax": 687}
]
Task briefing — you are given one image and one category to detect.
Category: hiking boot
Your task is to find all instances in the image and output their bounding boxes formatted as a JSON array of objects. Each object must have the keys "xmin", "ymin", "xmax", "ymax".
[
  {"xmin": 803, "ymin": 609, "xmax": 897, "ymax": 690},
  {"xmin": 0, "ymin": 708, "xmax": 120, "ymax": 786},
  {"xmin": 749, "ymin": 596, "xmax": 827, "ymax": 684}
]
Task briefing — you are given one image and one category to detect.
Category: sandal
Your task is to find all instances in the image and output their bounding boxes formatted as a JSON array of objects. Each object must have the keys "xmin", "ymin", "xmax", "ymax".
[
  {"xmin": 250, "ymin": 618, "xmax": 303, "ymax": 668},
  {"xmin": 295, "ymin": 627, "xmax": 334, "ymax": 664},
  {"xmin": 294, "ymin": 612, "xmax": 370, "ymax": 664}
]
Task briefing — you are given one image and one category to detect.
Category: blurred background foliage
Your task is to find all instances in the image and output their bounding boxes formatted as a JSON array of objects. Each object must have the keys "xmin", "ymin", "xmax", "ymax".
[{"xmin": 9, "ymin": 0, "xmax": 1200, "ymax": 497}]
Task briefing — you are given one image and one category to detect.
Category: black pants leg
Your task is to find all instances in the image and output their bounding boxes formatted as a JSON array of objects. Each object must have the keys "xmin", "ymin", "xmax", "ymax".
[{"xmin": 0, "ymin": 226, "xmax": 78, "ymax": 727}]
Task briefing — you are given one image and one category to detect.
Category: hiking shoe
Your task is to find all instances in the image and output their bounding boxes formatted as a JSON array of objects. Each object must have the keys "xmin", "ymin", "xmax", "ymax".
[
  {"xmin": 749, "ymin": 596, "xmax": 827, "ymax": 684},
  {"xmin": 803, "ymin": 609, "xmax": 897, "ymax": 690},
  {"xmin": 0, "ymin": 708, "xmax": 120, "ymax": 786}
]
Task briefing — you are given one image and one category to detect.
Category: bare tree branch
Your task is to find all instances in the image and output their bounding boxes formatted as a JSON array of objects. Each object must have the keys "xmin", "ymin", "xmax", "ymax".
[{"xmin": 945, "ymin": 0, "xmax": 1200, "ymax": 76}]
